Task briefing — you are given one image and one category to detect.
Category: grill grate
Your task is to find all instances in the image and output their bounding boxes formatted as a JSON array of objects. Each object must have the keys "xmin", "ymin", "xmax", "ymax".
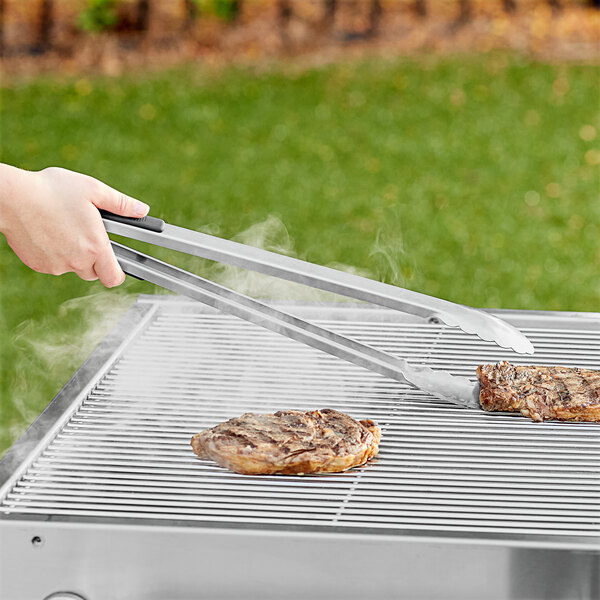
[{"xmin": 1, "ymin": 300, "xmax": 599, "ymax": 544}]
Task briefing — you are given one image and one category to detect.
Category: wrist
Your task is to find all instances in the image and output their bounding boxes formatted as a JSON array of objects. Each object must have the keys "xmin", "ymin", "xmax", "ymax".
[{"xmin": 0, "ymin": 164, "xmax": 42, "ymax": 233}]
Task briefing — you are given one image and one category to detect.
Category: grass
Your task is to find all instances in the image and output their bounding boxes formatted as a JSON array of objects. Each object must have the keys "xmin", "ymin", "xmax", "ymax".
[{"xmin": 1, "ymin": 53, "xmax": 599, "ymax": 455}]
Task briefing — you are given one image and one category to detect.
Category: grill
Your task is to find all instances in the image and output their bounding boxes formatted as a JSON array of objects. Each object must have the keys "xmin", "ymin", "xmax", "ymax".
[{"xmin": 1, "ymin": 296, "xmax": 599, "ymax": 600}]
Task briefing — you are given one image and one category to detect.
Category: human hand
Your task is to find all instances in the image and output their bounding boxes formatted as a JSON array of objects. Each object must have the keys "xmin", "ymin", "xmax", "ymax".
[{"xmin": 0, "ymin": 165, "xmax": 149, "ymax": 287}]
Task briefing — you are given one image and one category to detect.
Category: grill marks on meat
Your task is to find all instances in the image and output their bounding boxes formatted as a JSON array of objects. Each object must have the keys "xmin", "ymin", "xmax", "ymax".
[
  {"xmin": 478, "ymin": 361, "xmax": 600, "ymax": 422},
  {"xmin": 191, "ymin": 409, "xmax": 381, "ymax": 475}
]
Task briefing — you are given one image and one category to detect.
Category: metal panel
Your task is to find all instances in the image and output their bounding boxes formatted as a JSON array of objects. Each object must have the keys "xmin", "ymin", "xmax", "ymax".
[
  {"xmin": 1, "ymin": 520, "xmax": 599, "ymax": 600},
  {"xmin": 1, "ymin": 298, "xmax": 599, "ymax": 550}
]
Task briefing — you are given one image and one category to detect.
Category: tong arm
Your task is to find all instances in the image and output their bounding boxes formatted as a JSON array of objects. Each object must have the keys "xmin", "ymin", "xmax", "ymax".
[
  {"xmin": 102, "ymin": 213, "xmax": 534, "ymax": 355},
  {"xmin": 111, "ymin": 242, "xmax": 480, "ymax": 409}
]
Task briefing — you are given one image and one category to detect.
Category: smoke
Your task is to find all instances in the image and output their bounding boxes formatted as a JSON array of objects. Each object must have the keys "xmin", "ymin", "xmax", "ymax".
[
  {"xmin": 206, "ymin": 214, "xmax": 373, "ymax": 302},
  {"xmin": 4, "ymin": 291, "xmax": 136, "ymax": 453},
  {"xmin": 369, "ymin": 228, "xmax": 417, "ymax": 288},
  {"xmin": 2, "ymin": 215, "xmax": 416, "ymax": 454},
  {"xmin": 13, "ymin": 291, "xmax": 134, "ymax": 371},
  {"xmin": 204, "ymin": 214, "xmax": 417, "ymax": 300}
]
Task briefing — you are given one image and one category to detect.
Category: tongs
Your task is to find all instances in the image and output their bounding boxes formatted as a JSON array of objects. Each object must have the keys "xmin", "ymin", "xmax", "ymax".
[{"xmin": 101, "ymin": 211, "xmax": 534, "ymax": 409}]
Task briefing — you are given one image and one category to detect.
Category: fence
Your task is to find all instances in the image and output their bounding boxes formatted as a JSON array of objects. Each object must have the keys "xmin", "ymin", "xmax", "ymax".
[{"xmin": 1, "ymin": 0, "xmax": 599, "ymax": 57}]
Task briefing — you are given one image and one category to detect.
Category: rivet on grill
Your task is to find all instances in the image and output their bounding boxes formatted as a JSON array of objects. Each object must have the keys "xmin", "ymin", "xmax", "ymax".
[
  {"xmin": 31, "ymin": 535, "xmax": 44, "ymax": 548},
  {"xmin": 428, "ymin": 317, "xmax": 440, "ymax": 324}
]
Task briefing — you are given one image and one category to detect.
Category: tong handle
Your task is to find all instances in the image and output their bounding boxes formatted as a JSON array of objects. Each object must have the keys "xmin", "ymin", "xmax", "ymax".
[{"xmin": 99, "ymin": 209, "xmax": 165, "ymax": 233}]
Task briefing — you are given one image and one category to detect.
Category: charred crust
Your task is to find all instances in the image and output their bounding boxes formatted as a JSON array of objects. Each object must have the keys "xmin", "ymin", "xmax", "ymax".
[
  {"xmin": 478, "ymin": 362, "xmax": 600, "ymax": 423},
  {"xmin": 191, "ymin": 409, "xmax": 381, "ymax": 475}
]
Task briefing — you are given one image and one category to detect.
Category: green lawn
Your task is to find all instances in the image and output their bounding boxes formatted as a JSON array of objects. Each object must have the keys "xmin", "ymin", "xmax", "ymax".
[{"xmin": 1, "ymin": 53, "xmax": 599, "ymax": 455}]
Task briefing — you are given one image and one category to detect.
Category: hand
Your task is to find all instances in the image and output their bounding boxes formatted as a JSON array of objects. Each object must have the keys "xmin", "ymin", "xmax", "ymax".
[{"xmin": 0, "ymin": 165, "xmax": 149, "ymax": 287}]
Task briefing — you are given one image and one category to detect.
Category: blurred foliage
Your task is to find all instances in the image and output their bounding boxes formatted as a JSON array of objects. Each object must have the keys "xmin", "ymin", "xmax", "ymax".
[
  {"xmin": 0, "ymin": 53, "xmax": 599, "ymax": 456},
  {"xmin": 76, "ymin": 0, "xmax": 241, "ymax": 32},
  {"xmin": 78, "ymin": 0, "xmax": 119, "ymax": 32},
  {"xmin": 2, "ymin": 0, "xmax": 599, "ymax": 73},
  {"xmin": 205, "ymin": 0, "xmax": 242, "ymax": 22}
]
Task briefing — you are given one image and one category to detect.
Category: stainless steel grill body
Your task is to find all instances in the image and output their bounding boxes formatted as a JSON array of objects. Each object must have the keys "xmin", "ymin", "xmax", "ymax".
[{"xmin": 1, "ymin": 296, "xmax": 599, "ymax": 600}]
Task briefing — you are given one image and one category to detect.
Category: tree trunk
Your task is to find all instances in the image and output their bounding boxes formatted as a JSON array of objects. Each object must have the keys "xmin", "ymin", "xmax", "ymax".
[
  {"xmin": 547, "ymin": 0, "xmax": 561, "ymax": 12},
  {"xmin": 36, "ymin": 0, "xmax": 53, "ymax": 51},
  {"xmin": 366, "ymin": 0, "xmax": 382, "ymax": 38},
  {"xmin": 230, "ymin": 0, "xmax": 243, "ymax": 23},
  {"xmin": 135, "ymin": 0, "xmax": 151, "ymax": 32},
  {"xmin": 413, "ymin": 0, "xmax": 427, "ymax": 17},
  {"xmin": 456, "ymin": 0, "xmax": 472, "ymax": 25},
  {"xmin": 321, "ymin": 0, "xmax": 337, "ymax": 31},
  {"xmin": 183, "ymin": 0, "xmax": 199, "ymax": 30},
  {"xmin": 278, "ymin": 0, "xmax": 292, "ymax": 24},
  {"xmin": 0, "ymin": 0, "xmax": 5, "ymax": 56},
  {"xmin": 277, "ymin": 0, "xmax": 292, "ymax": 45}
]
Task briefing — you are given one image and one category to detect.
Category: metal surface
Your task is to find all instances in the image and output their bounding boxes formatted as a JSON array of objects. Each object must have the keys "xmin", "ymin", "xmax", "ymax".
[
  {"xmin": 1, "ymin": 298, "xmax": 599, "ymax": 600},
  {"xmin": 1, "ymin": 298, "xmax": 598, "ymax": 544},
  {"xmin": 112, "ymin": 242, "xmax": 479, "ymax": 407},
  {"xmin": 2, "ymin": 520, "xmax": 598, "ymax": 600},
  {"xmin": 103, "ymin": 217, "xmax": 534, "ymax": 354}
]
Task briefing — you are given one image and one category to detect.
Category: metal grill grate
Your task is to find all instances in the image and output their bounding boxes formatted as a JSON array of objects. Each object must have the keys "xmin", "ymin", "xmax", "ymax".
[{"xmin": 1, "ymin": 299, "xmax": 599, "ymax": 546}]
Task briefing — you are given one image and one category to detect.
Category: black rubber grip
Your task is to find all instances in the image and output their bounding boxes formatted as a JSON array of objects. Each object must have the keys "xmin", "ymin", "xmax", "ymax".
[{"xmin": 100, "ymin": 209, "xmax": 165, "ymax": 233}]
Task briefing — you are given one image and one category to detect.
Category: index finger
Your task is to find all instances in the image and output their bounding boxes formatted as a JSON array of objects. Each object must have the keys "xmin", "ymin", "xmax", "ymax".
[{"xmin": 93, "ymin": 241, "xmax": 126, "ymax": 288}]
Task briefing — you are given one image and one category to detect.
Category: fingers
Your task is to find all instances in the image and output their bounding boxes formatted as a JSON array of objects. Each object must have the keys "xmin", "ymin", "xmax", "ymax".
[
  {"xmin": 91, "ymin": 182, "xmax": 150, "ymax": 218},
  {"xmin": 92, "ymin": 242, "xmax": 126, "ymax": 288},
  {"xmin": 86, "ymin": 177, "xmax": 145, "ymax": 287},
  {"xmin": 5, "ymin": 166, "xmax": 145, "ymax": 286},
  {"xmin": 76, "ymin": 266, "xmax": 99, "ymax": 282}
]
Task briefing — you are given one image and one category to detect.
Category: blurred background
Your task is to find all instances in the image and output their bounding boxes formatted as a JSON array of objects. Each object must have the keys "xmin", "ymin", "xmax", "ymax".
[{"xmin": 0, "ymin": 0, "xmax": 599, "ymax": 456}]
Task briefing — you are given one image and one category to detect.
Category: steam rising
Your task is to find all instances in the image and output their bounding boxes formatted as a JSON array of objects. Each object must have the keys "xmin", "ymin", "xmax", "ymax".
[
  {"xmin": 207, "ymin": 215, "xmax": 373, "ymax": 301},
  {"xmin": 3, "ymin": 215, "xmax": 412, "ymax": 454},
  {"xmin": 369, "ymin": 229, "xmax": 416, "ymax": 288},
  {"xmin": 4, "ymin": 291, "xmax": 136, "ymax": 451}
]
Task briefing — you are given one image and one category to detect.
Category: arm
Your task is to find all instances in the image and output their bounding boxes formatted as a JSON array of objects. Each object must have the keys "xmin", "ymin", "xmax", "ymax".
[{"xmin": 0, "ymin": 164, "xmax": 149, "ymax": 287}]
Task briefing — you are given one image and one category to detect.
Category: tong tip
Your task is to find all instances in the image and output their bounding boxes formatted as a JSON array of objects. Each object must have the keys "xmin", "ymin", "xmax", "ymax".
[{"xmin": 432, "ymin": 310, "xmax": 535, "ymax": 356}]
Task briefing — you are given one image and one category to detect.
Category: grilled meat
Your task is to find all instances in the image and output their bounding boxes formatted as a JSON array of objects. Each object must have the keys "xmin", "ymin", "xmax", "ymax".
[
  {"xmin": 478, "ymin": 361, "xmax": 600, "ymax": 422},
  {"xmin": 191, "ymin": 409, "xmax": 381, "ymax": 475}
]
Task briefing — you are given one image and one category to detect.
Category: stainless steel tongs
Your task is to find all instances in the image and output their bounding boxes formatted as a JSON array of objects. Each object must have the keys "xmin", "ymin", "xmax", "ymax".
[{"xmin": 101, "ymin": 210, "xmax": 534, "ymax": 409}]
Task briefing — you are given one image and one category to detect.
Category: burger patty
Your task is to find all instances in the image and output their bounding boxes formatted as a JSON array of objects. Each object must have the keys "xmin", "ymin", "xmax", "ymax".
[
  {"xmin": 478, "ymin": 361, "xmax": 600, "ymax": 422},
  {"xmin": 190, "ymin": 409, "xmax": 381, "ymax": 475}
]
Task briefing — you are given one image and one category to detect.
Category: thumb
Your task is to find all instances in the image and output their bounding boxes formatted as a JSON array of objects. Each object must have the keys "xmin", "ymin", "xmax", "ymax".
[{"xmin": 92, "ymin": 183, "xmax": 150, "ymax": 218}]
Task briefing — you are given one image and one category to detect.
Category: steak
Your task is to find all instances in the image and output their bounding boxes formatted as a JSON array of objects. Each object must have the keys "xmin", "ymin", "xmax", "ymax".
[
  {"xmin": 191, "ymin": 409, "xmax": 381, "ymax": 475},
  {"xmin": 478, "ymin": 361, "xmax": 600, "ymax": 422}
]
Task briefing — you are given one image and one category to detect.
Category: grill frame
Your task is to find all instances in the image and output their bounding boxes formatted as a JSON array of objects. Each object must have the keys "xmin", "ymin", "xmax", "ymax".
[
  {"xmin": 1, "ymin": 296, "xmax": 599, "ymax": 551},
  {"xmin": 1, "ymin": 296, "xmax": 600, "ymax": 600}
]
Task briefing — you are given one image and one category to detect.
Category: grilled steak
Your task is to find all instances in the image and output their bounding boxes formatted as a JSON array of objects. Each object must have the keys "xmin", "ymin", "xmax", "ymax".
[
  {"xmin": 478, "ymin": 361, "xmax": 600, "ymax": 422},
  {"xmin": 191, "ymin": 409, "xmax": 381, "ymax": 475}
]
